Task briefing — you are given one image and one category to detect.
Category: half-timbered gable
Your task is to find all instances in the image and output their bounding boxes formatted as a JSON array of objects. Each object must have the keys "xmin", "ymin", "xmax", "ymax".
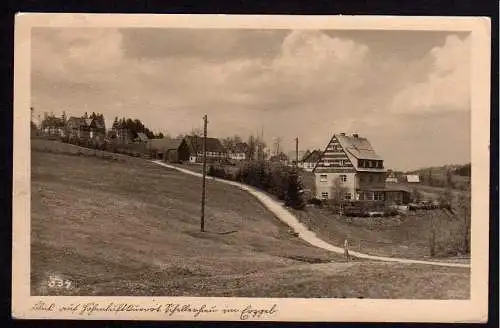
[{"xmin": 313, "ymin": 133, "xmax": 403, "ymax": 203}]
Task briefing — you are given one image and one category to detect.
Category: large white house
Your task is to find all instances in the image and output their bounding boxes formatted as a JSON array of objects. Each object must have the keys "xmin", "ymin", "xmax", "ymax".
[{"xmin": 313, "ymin": 133, "xmax": 389, "ymax": 201}]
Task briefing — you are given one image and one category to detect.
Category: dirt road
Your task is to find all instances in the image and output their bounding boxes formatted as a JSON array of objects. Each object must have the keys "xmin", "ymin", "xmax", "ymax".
[{"xmin": 152, "ymin": 160, "xmax": 470, "ymax": 269}]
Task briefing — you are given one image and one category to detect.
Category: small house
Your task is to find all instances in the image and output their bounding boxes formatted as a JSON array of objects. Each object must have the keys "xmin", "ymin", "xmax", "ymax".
[
  {"xmin": 300, "ymin": 150, "xmax": 323, "ymax": 171},
  {"xmin": 269, "ymin": 152, "xmax": 289, "ymax": 164},
  {"xmin": 42, "ymin": 116, "xmax": 66, "ymax": 137},
  {"xmin": 178, "ymin": 135, "xmax": 228, "ymax": 163},
  {"xmin": 406, "ymin": 175, "xmax": 421, "ymax": 183},
  {"xmin": 66, "ymin": 116, "xmax": 106, "ymax": 142},
  {"xmin": 287, "ymin": 150, "xmax": 307, "ymax": 166},
  {"xmin": 135, "ymin": 132, "xmax": 149, "ymax": 143},
  {"xmin": 66, "ymin": 117, "xmax": 90, "ymax": 141},
  {"xmin": 228, "ymin": 142, "xmax": 249, "ymax": 161},
  {"xmin": 147, "ymin": 138, "xmax": 183, "ymax": 162}
]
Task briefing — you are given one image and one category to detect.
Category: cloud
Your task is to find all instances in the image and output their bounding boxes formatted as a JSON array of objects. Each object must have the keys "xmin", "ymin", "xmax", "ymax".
[
  {"xmin": 31, "ymin": 28, "xmax": 470, "ymax": 170},
  {"xmin": 32, "ymin": 28, "xmax": 124, "ymax": 84},
  {"xmin": 390, "ymin": 34, "xmax": 470, "ymax": 113}
]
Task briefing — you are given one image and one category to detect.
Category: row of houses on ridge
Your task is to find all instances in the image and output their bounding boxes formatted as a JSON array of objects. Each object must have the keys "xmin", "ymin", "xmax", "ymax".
[
  {"xmin": 41, "ymin": 114, "xmax": 107, "ymax": 142},
  {"xmin": 148, "ymin": 136, "xmax": 249, "ymax": 163}
]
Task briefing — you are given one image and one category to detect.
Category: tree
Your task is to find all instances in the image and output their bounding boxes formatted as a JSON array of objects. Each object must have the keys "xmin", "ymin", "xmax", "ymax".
[
  {"xmin": 446, "ymin": 170, "xmax": 454, "ymax": 189},
  {"xmin": 330, "ymin": 177, "xmax": 349, "ymax": 214},
  {"xmin": 429, "ymin": 210, "xmax": 437, "ymax": 257},
  {"xmin": 30, "ymin": 107, "xmax": 37, "ymax": 135},
  {"xmin": 411, "ymin": 188, "xmax": 422, "ymax": 203},
  {"xmin": 247, "ymin": 135, "xmax": 257, "ymax": 161},
  {"xmin": 189, "ymin": 128, "xmax": 203, "ymax": 137},
  {"xmin": 256, "ymin": 136, "xmax": 267, "ymax": 161},
  {"xmin": 285, "ymin": 169, "xmax": 305, "ymax": 209},
  {"xmin": 273, "ymin": 136, "xmax": 282, "ymax": 156},
  {"xmin": 112, "ymin": 117, "xmax": 119, "ymax": 130},
  {"xmin": 427, "ymin": 169, "xmax": 434, "ymax": 186},
  {"xmin": 222, "ymin": 135, "xmax": 243, "ymax": 151},
  {"xmin": 457, "ymin": 188, "xmax": 471, "ymax": 254},
  {"xmin": 438, "ymin": 186, "xmax": 453, "ymax": 209}
]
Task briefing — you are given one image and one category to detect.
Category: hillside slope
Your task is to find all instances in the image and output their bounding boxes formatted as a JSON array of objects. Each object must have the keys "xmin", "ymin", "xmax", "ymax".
[{"xmin": 30, "ymin": 142, "xmax": 470, "ymax": 298}]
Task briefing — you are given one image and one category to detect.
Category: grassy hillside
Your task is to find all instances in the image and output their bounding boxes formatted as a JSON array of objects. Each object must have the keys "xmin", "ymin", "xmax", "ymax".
[
  {"xmin": 292, "ymin": 207, "xmax": 469, "ymax": 261},
  {"xmin": 406, "ymin": 164, "xmax": 471, "ymax": 190},
  {"xmin": 31, "ymin": 141, "xmax": 470, "ymax": 298}
]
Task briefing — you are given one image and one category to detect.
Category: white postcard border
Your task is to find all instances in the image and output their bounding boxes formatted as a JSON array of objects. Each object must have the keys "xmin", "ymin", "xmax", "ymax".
[{"xmin": 12, "ymin": 13, "xmax": 491, "ymax": 322}]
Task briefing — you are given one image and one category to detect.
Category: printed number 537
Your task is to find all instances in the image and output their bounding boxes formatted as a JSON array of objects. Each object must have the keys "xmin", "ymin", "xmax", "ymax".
[{"xmin": 47, "ymin": 276, "xmax": 72, "ymax": 289}]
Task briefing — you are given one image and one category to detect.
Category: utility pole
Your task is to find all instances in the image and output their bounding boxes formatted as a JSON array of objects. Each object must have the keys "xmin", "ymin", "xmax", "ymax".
[
  {"xmin": 295, "ymin": 137, "xmax": 299, "ymax": 167},
  {"xmin": 200, "ymin": 114, "xmax": 208, "ymax": 232}
]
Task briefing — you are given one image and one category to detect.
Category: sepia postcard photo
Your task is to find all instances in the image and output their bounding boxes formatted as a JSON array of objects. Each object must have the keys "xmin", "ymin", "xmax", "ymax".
[{"xmin": 12, "ymin": 14, "xmax": 491, "ymax": 322}]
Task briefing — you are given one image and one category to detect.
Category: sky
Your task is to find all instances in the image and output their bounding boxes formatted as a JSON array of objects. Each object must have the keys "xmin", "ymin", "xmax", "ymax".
[{"xmin": 31, "ymin": 27, "xmax": 471, "ymax": 170}]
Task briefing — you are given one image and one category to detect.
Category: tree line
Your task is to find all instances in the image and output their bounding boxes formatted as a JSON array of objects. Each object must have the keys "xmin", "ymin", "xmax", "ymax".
[{"xmin": 111, "ymin": 117, "xmax": 164, "ymax": 139}]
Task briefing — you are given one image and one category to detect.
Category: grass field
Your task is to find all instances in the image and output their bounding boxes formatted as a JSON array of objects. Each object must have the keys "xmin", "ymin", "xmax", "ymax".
[
  {"xmin": 291, "ymin": 206, "xmax": 469, "ymax": 261},
  {"xmin": 31, "ymin": 141, "xmax": 470, "ymax": 298}
]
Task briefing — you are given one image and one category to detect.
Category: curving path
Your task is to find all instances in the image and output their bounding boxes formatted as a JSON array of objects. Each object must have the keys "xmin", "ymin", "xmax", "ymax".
[{"xmin": 152, "ymin": 160, "xmax": 470, "ymax": 269}]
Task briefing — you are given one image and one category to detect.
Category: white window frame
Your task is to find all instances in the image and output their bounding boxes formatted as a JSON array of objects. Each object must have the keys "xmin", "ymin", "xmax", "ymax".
[
  {"xmin": 320, "ymin": 174, "xmax": 328, "ymax": 182},
  {"xmin": 340, "ymin": 175, "xmax": 347, "ymax": 182},
  {"xmin": 344, "ymin": 192, "xmax": 352, "ymax": 200},
  {"xmin": 321, "ymin": 192, "xmax": 329, "ymax": 199}
]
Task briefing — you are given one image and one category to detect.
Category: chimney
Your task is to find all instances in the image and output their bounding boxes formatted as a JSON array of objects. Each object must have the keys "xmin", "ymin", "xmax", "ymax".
[
  {"xmin": 353, "ymin": 133, "xmax": 359, "ymax": 138},
  {"xmin": 340, "ymin": 132, "xmax": 346, "ymax": 136}
]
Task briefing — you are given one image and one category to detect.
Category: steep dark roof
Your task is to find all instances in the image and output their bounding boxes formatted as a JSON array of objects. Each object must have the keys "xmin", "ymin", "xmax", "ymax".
[
  {"xmin": 336, "ymin": 134, "xmax": 382, "ymax": 161},
  {"xmin": 43, "ymin": 116, "xmax": 65, "ymax": 127},
  {"xmin": 184, "ymin": 136, "xmax": 226, "ymax": 153},
  {"xmin": 67, "ymin": 116, "xmax": 87, "ymax": 128},
  {"xmin": 302, "ymin": 150, "xmax": 322, "ymax": 163},
  {"xmin": 148, "ymin": 138, "xmax": 183, "ymax": 151}
]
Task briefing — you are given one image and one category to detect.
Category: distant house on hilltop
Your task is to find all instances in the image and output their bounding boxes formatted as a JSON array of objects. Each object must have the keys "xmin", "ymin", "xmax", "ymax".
[
  {"xmin": 228, "ymin": 142, "xmax": 249, "ymax": 161},
  {"xmin": 313, "ymin": 133, "xmax": 410, "ymax": 204},
  {"xmin": 67, "ymin": 116, "xmax": 106, "ymax": 142},
  {"xmin": 178, "ymin": 135, "xmax": 227, "ymax": 163},
  {"xmin": 135, "ymin": 132, "xmax": 149, "ymax": 143},
  {"xmin": 406, "ymin": 174, "xmax": 420, "ymax": 183},
  {"xmin": 287, "ymin": 150, "xmax": 307, "ymax": 166},
  {"xmin": 42, "ymin": 116, "xmax": 66, "ymax": 137},
  {"xmin": 385, "ymin": 172, "xmax": 398, "ymax": 183},
  {"xmin": 269, "ymin": 152, "xmax": 289, "ymax": 164}
]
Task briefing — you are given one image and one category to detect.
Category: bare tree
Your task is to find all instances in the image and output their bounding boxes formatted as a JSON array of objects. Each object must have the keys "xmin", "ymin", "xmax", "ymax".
[
  {"xmin": 429, "ymin": 210, "xmax": 437, "ymax": 257},
  {"xmin": 189, "ymin": 128, "xmax": 203, "ymax": 137},
  {"xmin": 329, "ymin": 176, "xmax": 349, "ymax": 215},
  {"xmin": 457, "ymin": 187, "xmax": 471, "ymax": 254},
  {"xmin": 273, "ymin": 136, "xmax": 282, "ymax": 156},
  {"xmin": 411, "ymin": 188, "xmax": 422, "ymax": 203}
]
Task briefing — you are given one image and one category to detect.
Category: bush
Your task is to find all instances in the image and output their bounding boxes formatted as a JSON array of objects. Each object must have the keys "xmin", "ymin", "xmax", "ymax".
[
  {"xmin": 228, "ymin": 162, "xmax": 305, "ymax": 210},
  {"xmin": 307, "ymin": 198, "xmax": 323, "ymax": 206}
]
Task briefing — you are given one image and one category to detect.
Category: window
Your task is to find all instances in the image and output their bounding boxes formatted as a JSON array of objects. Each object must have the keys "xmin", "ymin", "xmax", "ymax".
[
  {"xmin": 344, "ymin": 193, "xmax": 352, "ymax": 200},
  {"xmin": 320, "ymin": 174, "xmax": 328, "ymax": 182},
  {"xmin": 321, "ymin": 192, "xmax": 329, "ymax": 199},
  {"xmin": 374, "ymin": 192, "xmax": 384, "ymax": 201},
  {"xmin": 340, "ymin": 175, "xmax": 347, "ymax": 182},
  {"xmin": 368, "ymin": 175, "xmax": 373, "ymax": 183}
]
